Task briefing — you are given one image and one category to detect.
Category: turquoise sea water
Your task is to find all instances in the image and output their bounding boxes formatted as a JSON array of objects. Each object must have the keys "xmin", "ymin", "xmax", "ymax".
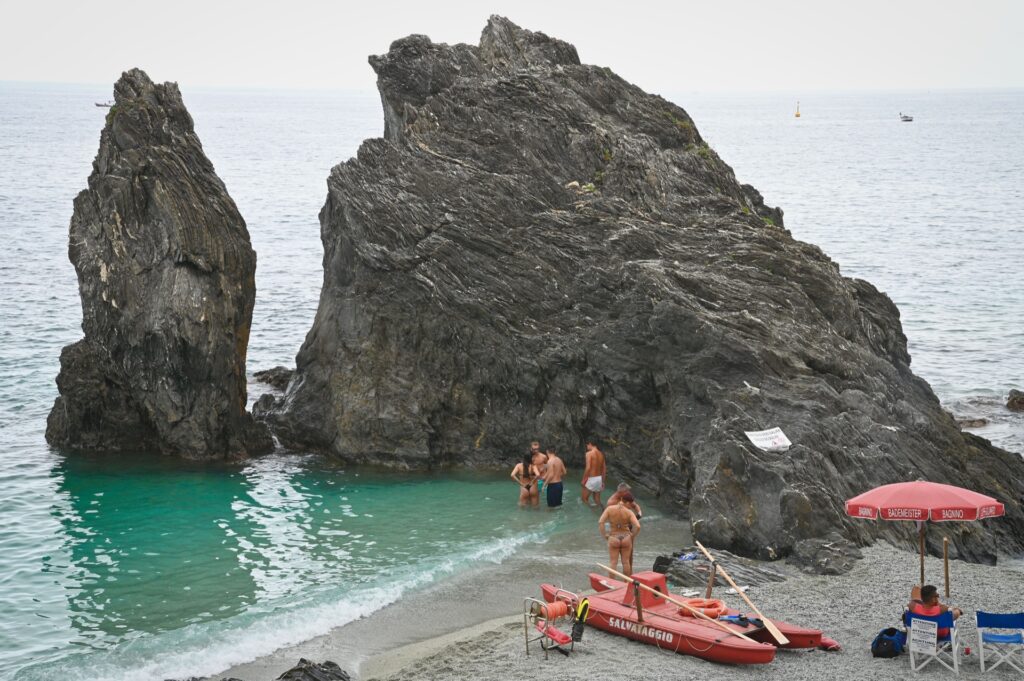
[
  {"xmin": 8, "ymin": 457, "xmax": 595, "ymax": 681},
  {"xmin": 1, "ymin": 82, "xmax": 1022, "ymax": 680}
]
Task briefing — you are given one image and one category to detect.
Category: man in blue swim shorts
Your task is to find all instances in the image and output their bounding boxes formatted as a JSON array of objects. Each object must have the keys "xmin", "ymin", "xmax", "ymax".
[{"xmin": 543, "ymin": 446, "xmax": 566, "ymax": 507}]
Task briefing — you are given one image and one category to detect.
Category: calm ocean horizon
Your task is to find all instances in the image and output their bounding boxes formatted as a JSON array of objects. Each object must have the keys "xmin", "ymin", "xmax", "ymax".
[{"xmin": 0, "ymin": 81, "xmax": 1021, "ymax": 680}]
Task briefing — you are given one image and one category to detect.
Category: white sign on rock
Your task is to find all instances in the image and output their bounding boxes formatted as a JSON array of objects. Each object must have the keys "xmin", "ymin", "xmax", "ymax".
[
  {"xmin": 909, "ymin": 618, "xmax": 938, "ymax": 655},
  {"xmin": 744, "ymin": 427, "xmax": 792, "ymax": 452}
]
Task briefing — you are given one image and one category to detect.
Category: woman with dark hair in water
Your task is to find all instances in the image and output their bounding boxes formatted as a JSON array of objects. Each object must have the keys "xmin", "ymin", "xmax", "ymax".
[{"xmin": 511, "ymin": 452, "xmax": 540, "ymax": 507}]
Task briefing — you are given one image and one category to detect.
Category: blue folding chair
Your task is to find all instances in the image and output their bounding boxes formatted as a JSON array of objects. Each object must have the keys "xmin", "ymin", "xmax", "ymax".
[
  {"xmin": 976, "ymin": 611, "xmax": 1024, "ymax": 674},
  {"xmin": 904, "ymin": 610, "xmax": 961, "ymax": 674}
]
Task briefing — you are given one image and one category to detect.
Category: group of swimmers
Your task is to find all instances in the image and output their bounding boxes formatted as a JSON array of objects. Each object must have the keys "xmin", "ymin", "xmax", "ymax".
[
  {"xmin": 510, "ymin": 440, "xmax": 569, "ymax": 508},
  {"xmin": 510, "ymin": 439, "xmax": 644, "ymax": 576}
]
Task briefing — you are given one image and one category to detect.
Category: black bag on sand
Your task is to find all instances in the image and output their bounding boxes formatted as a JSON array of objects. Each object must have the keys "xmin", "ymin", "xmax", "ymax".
[{"xmin": 870, "ymin": 627, "xmax": 905, "ymax": 658}]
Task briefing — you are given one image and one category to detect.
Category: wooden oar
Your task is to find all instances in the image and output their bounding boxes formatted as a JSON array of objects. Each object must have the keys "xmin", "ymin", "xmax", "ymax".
[
  {"xmin": 597, "ymin": 564, "xmax": 759, "ymax": 644},
  {"xmin": 694, "ymin": 541, "xmax": 789, "ymax": 645}
]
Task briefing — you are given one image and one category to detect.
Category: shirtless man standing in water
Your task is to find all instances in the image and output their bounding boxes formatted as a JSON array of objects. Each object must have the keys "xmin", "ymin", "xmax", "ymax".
[
  {"xmin": 581, "ymin": 441, "xmax": 606, "ymax": 506},
  {"xmin": 598, "ymin": 492, "xmax": 640, "ymax": 575},
  {"xmin": 542, "ymin": 446, "xmax": 566, "ymax": 508}
]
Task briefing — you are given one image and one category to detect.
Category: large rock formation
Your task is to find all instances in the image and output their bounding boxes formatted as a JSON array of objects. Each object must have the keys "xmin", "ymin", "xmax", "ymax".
[
  {"xmin": 268, "ymin": 17, "xmax": 1024, "ymax": 559},
  {"xmin": 46, "ymin": 69, "xmax": 271, "ymax": 458}
]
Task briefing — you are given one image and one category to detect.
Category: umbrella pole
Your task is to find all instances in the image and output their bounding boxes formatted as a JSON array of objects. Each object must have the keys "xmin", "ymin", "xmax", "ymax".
[
  {"xmin": 918, "ymin": 523, "xmax": 926, "ymax": 586},
  {"xmin": 943, "ymin": 537, "xmax": 950, "ymax": 598}
]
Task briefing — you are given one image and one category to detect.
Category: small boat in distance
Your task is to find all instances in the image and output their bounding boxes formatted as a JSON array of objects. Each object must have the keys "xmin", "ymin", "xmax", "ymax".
[
  {"xmin": 95, "ymin": 101, "xmax": 113, "ymax": 108},
  {"xmin": 794, "ymin": 101, "xmax": 801, "ymax": 118},
  {"xmin": 900, "ymin": 112, "xmax": 914, "ymax": 122}
]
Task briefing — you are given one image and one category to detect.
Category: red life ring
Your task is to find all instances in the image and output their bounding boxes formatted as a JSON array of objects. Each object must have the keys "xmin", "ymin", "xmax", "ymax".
[{"xmin": 678, "ymin": 597, "xmax": 727, "ymax": 619}]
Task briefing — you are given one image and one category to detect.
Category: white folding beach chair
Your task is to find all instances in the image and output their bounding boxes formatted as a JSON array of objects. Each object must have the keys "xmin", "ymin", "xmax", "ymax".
[
  {"xmin": 905, "ymin": 611, "xmax": 960, "ymax": 674},
  {"xmin": 976, "ymin": 611, "xmax": 1024, "ymax": 674}
]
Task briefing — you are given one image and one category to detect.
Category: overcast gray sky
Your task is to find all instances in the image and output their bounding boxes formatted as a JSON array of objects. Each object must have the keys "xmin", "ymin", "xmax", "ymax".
[{"xmin": 2, "ymin": 0, "xmax": 1022, "ymax": 93}]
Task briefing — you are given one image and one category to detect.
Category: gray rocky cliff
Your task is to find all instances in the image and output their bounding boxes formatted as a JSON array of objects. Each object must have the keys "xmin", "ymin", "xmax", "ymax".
[
  {"xmin": 267, "ymin": 17, "xmax": 1024, "ymax": 560},
  {"xmin": 46, "ymin": 68, "xmax": 271, "ymax": 458}
]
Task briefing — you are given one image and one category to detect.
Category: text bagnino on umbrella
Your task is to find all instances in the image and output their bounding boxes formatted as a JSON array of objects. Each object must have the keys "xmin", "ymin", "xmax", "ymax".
[{"xmin": 846, "ymin": 481, "xmax": 1004, "ymax": 596}]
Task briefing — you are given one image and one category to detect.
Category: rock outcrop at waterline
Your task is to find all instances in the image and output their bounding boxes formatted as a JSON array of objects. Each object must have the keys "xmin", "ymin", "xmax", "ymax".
[
  {"xmin": 46, "ymin": 69, "xmax": 271, "ymax": 458},
  {"xmin": 170, "ymin": 657, "xmax": 350, "ymax": 681},
  {"xmin": 266, "ymin": 17, "xmax": 1024, "ymax": 559}
]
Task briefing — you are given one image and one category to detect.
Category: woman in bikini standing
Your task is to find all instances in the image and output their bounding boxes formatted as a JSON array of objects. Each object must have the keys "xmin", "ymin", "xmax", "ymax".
[
  {"xmin": 511, "ymin": 452, "xmax": 540, "ymax": 507},
  {"xmin": 597, "ymin": 492, "xmax": 641, "ymax": 575}
]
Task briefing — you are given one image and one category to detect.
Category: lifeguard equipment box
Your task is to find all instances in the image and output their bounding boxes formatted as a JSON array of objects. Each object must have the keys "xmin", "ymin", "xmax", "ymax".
[{"xmin": 620, "ymin": 572, "xmax": 670, "ymax": 608}]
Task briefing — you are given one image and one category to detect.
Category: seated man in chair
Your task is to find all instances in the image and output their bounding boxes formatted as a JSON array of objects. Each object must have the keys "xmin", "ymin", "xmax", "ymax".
[{"xmin": 909, "ymin": 584, "xmax": 962, "ymax": 638}]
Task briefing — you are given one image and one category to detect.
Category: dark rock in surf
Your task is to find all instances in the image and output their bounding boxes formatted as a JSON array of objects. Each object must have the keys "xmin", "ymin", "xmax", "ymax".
[
  {"xmin": 956, "ymin": 417, "xmax": 988, "ymax": 429},
  {"xmin": 266, "ymin": 17, "xmax": 1024, "ymax": 560},
  {"xmin": 1007, "ymin": 389, "xmax": 1024, "ymax": 412},
  {"xmin": 255, "ymin": 365, "xmax": 294, "ymax": 391},
  {"xmin": 46, "ymin": 68, "xmax": 271, "ymax": 458},
  {"xmin": 165, "ymin": 657, "xmax": 349, "ymax": 681},
  {"xmin": 166, "ymin": 658, "xmax": 347, "ymax": 681},
  {"xmin": 276, "ymin": 659, "xmax": 350, "ymax": 681},
  {"xmin": 252, "ymin": 392, "xmax": 280, "ymax": 419}
]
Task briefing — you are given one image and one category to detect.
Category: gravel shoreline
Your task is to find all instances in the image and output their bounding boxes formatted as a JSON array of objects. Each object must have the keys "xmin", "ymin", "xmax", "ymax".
[{"xmin": 362, "ymin": 544, "xmax": 1024, "ymax": 681}]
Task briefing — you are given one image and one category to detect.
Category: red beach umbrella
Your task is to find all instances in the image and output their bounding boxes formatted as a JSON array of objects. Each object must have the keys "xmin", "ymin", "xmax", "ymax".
[{"xmin": 846, "ymin": 481, "xmax": 1004, "ymax": 595}]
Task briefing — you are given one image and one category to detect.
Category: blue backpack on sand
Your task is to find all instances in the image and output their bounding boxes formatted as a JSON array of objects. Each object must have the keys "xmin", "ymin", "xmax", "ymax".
[{"xmin": 871, "ymin": 627, "xmax": 906, "ymax": 658}]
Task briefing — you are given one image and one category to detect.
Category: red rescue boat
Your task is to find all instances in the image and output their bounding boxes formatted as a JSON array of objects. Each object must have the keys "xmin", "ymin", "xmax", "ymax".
[
  {"xmin": 541, "ymin": 572, "xmax": 778, "ymax": 665},
  {"xmin": 587, "ymin": 573, "xmax": 824, "ymax": 649}
]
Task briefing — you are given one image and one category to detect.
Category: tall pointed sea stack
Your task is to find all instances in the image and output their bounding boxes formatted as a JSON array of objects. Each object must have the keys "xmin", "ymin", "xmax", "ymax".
[
  {"xmin": 46, "ymin": 69, "xmax": 271, "ymax": 458},
  {"xmin": 269, "ymin": 18, "xmax": 1024, "ymax": 559}
]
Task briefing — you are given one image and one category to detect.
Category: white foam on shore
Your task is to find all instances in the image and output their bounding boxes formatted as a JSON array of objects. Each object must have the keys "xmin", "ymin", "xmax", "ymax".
[{"xmin": 13, "ymin": 528, "xmax": 550, "ymax": 681}]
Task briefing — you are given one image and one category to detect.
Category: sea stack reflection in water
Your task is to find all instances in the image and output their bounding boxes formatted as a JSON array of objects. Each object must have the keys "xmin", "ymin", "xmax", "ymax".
[
  {"xmin": 264, "ymin": 15, "xmax": 1024, "ymax": 560},
  {"xmin": 46, "ymin": 69, "xmax": 271, "ymax": 458}
]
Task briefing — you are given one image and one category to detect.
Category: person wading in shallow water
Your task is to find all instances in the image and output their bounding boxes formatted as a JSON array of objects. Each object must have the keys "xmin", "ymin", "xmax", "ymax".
[
  {"xmin": 531, "ymin": 441, "xmax": 548, "ymax": 497},
  {"xmin": 542, "ymin": 446, "xmax": 566, "ymax": 508},
  {"xmin": 606, "ymin": 482, "xmax": 643, "ymax": 566},
  {"xmin": 598, "ymin": 492, "xmax": 640, "ymax": 575},
  {"xmin": 581, "ymin": 441, "xmax": 606, "ymax": 506},
  {"xmin": 511, "ymin": 452, "xmax": 540, "ymax": 507}
]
